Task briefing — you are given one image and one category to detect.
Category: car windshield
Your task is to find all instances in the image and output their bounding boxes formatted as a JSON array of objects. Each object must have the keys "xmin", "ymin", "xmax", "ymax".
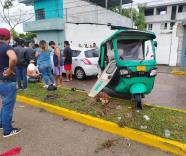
[
  {"xmin": 117, "ymin": 39, "xmax": 144, "ymax": 60},
  {"xmin": 85, "ymin": 49, "xmax": 99, "ymax": 58}
]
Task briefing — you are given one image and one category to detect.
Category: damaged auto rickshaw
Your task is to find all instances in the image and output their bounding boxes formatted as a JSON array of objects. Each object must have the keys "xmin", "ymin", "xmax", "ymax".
[{"xmin": 89, "ymin": 29, "xmax": 157, "ymax": 109}]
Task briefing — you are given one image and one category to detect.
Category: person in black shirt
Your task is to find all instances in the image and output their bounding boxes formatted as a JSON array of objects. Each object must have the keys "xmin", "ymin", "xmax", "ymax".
[
  {"xmin": 14, "ymin": 38, "xmax": 29, "ymax": 89},
  {"xmin": 24, "ymin": 41, "xmax": 38, "ymax": 62},
  {"xmin": 0, "ymin": 28, "xmax": 22, "ymax": 137},
  {"xmin": 63, "ymin": 41, "xmax": 72, "ymax": 81}
]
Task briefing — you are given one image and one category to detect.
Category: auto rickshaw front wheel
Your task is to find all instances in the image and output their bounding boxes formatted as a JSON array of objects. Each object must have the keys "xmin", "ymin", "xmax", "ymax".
[{"xmin": 134, "ymin": 94, "xmax": 142, "ymax": 110}]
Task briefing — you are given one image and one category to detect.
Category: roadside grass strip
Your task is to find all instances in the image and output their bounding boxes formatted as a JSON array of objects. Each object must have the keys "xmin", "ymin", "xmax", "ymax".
[{"xmin": 17, "ymin": 84, "xmax": 186, "ymax": 155}]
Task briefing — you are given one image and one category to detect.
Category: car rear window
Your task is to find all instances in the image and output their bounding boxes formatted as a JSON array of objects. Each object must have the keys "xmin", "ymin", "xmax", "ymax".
[
  {"xmin": 85, "ymin": 49, "xmax": 99, "ymax": 58},
  {"xmin": 72, "ymin": 50, "xmax": 81, "ymax": 57}
]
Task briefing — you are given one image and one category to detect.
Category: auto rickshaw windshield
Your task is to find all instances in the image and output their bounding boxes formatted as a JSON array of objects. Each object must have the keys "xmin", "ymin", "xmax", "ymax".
[{"xmin": 116, "ymin": 39, "xmax": 155, "ymax": 61}]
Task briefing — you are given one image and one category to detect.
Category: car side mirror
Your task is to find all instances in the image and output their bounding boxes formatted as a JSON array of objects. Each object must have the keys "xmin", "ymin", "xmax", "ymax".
[{"xmin": 154, "ymin": 41, "xmax": 157, "ymax": 48}]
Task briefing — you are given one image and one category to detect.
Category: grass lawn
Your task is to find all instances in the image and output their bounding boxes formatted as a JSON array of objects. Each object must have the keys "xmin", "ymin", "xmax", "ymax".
[{"xmin": 18, "ymin": 83, "xmax": 186, "ymax": 143}]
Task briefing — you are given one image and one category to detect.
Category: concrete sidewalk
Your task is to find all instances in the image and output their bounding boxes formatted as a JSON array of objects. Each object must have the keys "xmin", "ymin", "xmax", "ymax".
[{"xmin": 0, "ymin": 103, "xmax": 173, "ymax": 156}]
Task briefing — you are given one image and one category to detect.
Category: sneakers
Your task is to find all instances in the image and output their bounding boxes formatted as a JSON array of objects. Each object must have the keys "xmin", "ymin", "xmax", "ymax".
[
  {"xmin": 43, "ymin": 85, "xmax": 49, "ymax": 88},
  {"xmin": 3, "ymin": 128, "xmax": 22, "ymax": 138}
]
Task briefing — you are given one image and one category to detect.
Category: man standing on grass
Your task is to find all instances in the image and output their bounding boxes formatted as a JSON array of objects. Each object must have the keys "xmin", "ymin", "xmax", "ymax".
[
  {"xmin": 0, "ymin": 28, "xmax": 22, "ymax": 138},
  {"xmin": 14, "ymin": 38, "xmax": 29, "ymax": 89},
  {"xmin": 49, "ymin": 41, "xmax": 63, "ymax": 86},
  {"xmin": 63, "ymin": 41, "xmax": 72, "ymax": 81}
]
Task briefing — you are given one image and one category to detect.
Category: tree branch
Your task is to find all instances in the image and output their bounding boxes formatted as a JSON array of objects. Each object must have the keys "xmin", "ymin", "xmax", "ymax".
[{"xmin": 0, "ymin": 0, "xmax": 33, "ymax": 29}]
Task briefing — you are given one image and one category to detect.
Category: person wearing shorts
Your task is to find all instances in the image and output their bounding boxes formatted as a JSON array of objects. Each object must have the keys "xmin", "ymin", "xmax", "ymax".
[
  {"xmin": 63, "ymin": 41, "xmax": 72, "ymax": 81},
  {"xmin": 49, "ymin": 41, "xmax": 63, "ymax": 86}
]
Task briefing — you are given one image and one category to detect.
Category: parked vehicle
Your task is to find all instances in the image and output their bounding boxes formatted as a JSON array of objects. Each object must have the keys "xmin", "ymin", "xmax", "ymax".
[
  {"xmin": 89, "ymin": 29, "xmax": 157, "ymax": 109},
  {"xmin": 50, "ymin": 48, "xmax": 99, "ymax": 80},
  {"xmin": 70, "ymin": 48, "xmax": 99, "ymax": 80}
]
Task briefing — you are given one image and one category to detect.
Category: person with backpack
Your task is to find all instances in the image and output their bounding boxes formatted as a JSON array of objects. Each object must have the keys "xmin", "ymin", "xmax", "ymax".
[
  {"xmin": 0, "ymin": 28, "xmax": 22, "ymax": 137},
  {"xmin": 14, "ymin": 38, "xmax": 29, "ymax": 89},
  {"xmin": 49, "ymin": 41, "xmax": 63, "ymax": 86}
]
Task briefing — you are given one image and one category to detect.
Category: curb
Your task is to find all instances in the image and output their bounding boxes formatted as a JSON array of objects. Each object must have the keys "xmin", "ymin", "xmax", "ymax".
[
  {"xmin": 171, "ymin": 71, "xmax": 186, "ymax": 75},
  {"xmin": 16, "ymin": 95, "xmax": 186, "ymax": 156}
]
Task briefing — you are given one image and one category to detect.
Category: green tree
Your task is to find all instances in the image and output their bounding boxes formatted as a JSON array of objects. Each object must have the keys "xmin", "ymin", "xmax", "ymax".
[
  {"xmin": 135, "ymin": 4, "xmax": 146, "ymax": 30},
  {"xmin": 111, "ymin": 4, "xmax": 146, "ymax": 30},
  {"xmin": 11, "ymin": 29, "xmax": 18, "ymax": 39},
  {"xmin": 0, "ymin": 0, "xmax": 33, "ymax": 30},
  {"xmin": 19, "ymin": 32, "xmax": 37, "ymax": 40}
]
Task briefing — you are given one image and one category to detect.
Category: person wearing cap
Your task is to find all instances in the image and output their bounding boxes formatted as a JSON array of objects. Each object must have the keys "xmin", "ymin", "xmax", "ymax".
[{"xmin": 0, "ymin": 28, "xmax": 22, "ymax": 137}]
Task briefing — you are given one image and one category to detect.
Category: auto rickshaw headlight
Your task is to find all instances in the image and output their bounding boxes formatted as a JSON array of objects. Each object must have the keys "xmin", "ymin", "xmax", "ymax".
[
  {"xmin": 120, "ymin": 69, "xmax": 129, "ymax": 75},
  {"xmin": 149, "ymin": 69, "xmax": 157, "ymax": 77}
]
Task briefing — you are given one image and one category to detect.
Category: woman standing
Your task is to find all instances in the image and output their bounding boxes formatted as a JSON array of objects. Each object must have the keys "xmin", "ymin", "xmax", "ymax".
[{"xmin": 37, "ymin": 40, "xmax": 55, "ymax": 88}]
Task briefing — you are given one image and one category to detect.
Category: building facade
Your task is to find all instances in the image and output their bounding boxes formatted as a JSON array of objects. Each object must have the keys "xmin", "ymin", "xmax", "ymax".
[
  {"xmin": 20, "ymin": 0, "xmax": 65, "ymax": 47},
  {"xmin": 19, "ymin": 0, "xmax": 132, "ymax": 48},
  {"xmin": 144, "ymin": 0, "xmax": 186, "ymax": 66}
]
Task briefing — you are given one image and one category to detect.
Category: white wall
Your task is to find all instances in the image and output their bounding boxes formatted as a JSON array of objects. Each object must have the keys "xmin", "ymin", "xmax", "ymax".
[
  {"xmin": 145, "ymin": 6, "xmax": 172, "ymax": 23},
  {"xmin": 176, "ymin": 12, "xmax": 186, "ymax": 21},
  {"xmin": 145, "ymin": 4, "xmax": 186, "ymax": 23},
  {"xmin": 63, "ymin": 0, "xmax": 132, "ymax": 27},
  {"xmin": 65, "ymin": 23, "xmax": 116, "ymax": 47},
  {"xmin": 146, "ymin": 23, "xmax": 179, "ymax": 66}
]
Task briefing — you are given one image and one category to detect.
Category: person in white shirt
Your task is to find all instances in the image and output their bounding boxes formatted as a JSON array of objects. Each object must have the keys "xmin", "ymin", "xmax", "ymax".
[{"xmin": 27, "ymin": 60, "xmax": 40, "ymax": 82}]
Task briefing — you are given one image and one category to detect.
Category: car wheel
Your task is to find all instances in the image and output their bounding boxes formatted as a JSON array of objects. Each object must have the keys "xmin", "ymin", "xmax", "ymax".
[{"xmin": 75, "ymin": 67, "xmax": 86, "ymax": 80}]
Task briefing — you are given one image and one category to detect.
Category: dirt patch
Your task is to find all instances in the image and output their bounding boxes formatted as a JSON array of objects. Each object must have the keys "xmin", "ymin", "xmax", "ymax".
[{"xmin": 95, "ymin": 139, "xmax": 118, "ymax": 153}]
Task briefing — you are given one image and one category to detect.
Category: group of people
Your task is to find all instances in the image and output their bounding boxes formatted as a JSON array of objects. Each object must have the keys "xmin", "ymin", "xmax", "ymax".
[
  {"xmin": 0, "ymin": 28, "xmax": 73, "ymax": 138},
  {"xmin": 13, "ymin": 37, "xmax": 73, "ymax": 89},
  {"xmin": 78, "ymin": 42, "xmax": 98, "ymax": 49}
]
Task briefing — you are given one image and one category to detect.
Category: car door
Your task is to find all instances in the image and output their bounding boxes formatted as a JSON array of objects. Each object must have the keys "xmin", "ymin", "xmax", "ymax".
[{"xmin": 72, "ymin": 50, "xmax": 81, "ymax": 73}]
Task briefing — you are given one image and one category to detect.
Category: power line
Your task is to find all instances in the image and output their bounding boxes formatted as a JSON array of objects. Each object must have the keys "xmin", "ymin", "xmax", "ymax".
[{"xmin": 0, "ymin": 0, "xmax": 135, "ymax": 20}]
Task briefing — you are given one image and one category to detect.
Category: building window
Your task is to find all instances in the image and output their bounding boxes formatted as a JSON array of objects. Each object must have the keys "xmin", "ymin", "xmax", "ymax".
[
  {"xmin": 170, "ymin": 22, "xmax": 175, "ymax": 30},
  {"xmin": 171, "ymin": 5, "xmax": 177, "ymax": 20},
  {"xmin": 145, "ymin": 8, "xmax": 154, "ymax": 16},
  {"xmin": 178, "ymin": 5, "xmax": 186, "ymax": 13},
  {"xmin": 156, "ymin": 6, "xmax": 167, "ymax": 15},
  {"xmin": 146, "ymin": 24, "xmax": 153, "ymax": 31},
  {"xmin": 160, "ymin": 23, "xmax": 167, "ymax": 30},
  {"xmin": 35, "ymin": 9, "xmax": 45, "ymax": 20}
]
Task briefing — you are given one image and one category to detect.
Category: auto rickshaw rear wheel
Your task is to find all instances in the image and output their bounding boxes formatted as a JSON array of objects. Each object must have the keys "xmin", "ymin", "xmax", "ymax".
[{"xmin": 134, "ymin": 94, "xmax": 142, "ymax": 110}]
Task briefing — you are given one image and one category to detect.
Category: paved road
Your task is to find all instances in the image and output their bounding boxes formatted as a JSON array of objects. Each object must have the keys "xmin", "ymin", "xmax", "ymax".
[
  {"xmin": 0, "ymin": 103, "xmax": 173, "ymax": 156},
  {"xmin": 63, "ymin": 72, "xmax": 186, "ymax": 110}
]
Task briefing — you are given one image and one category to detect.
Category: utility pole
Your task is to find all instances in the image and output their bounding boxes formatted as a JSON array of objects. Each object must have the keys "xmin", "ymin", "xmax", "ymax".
[
  {"xmin": 65, "ymin": 8, "xmax": 68, "ymax": 22},
  {"xmin": 120, "ymin": 0, "xmax": 122, "ymax": 14},
  {"xmin": 130, "ymin": 0, "xmax": 133, "ymax": 28},
  {"xmin": 105, "ymin": 0, "xmax": 108, "ymax": 9}
]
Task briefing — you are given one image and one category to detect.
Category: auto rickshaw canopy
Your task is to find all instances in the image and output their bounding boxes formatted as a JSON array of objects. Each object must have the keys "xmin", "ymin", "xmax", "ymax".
[{"xmin": 101, "ymin": 29, "xmax": 156, "ymax": 46}]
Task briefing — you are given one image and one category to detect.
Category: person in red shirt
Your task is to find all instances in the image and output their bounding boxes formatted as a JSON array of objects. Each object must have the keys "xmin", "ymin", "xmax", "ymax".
[{"xmin": 63, "ymin": 41, "xmax": 72, "ymax": 81}]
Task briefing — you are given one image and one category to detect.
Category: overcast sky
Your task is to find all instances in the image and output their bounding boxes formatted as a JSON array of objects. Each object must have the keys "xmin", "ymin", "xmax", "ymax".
[{"xmin": 0, "ymin": 0, "xmax": 151, "ymax": 33}]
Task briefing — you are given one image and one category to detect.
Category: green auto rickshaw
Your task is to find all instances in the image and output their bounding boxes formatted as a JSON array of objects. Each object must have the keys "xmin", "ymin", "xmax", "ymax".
[{"xmin": 89, "ymin": 29, "xmax": 157, "ymax": 109}]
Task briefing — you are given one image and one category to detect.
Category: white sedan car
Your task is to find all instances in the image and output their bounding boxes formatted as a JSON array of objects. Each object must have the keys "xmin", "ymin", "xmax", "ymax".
[{"xmin": 50, "ymin": 47, "xmax": 99, "ymax": 80}]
